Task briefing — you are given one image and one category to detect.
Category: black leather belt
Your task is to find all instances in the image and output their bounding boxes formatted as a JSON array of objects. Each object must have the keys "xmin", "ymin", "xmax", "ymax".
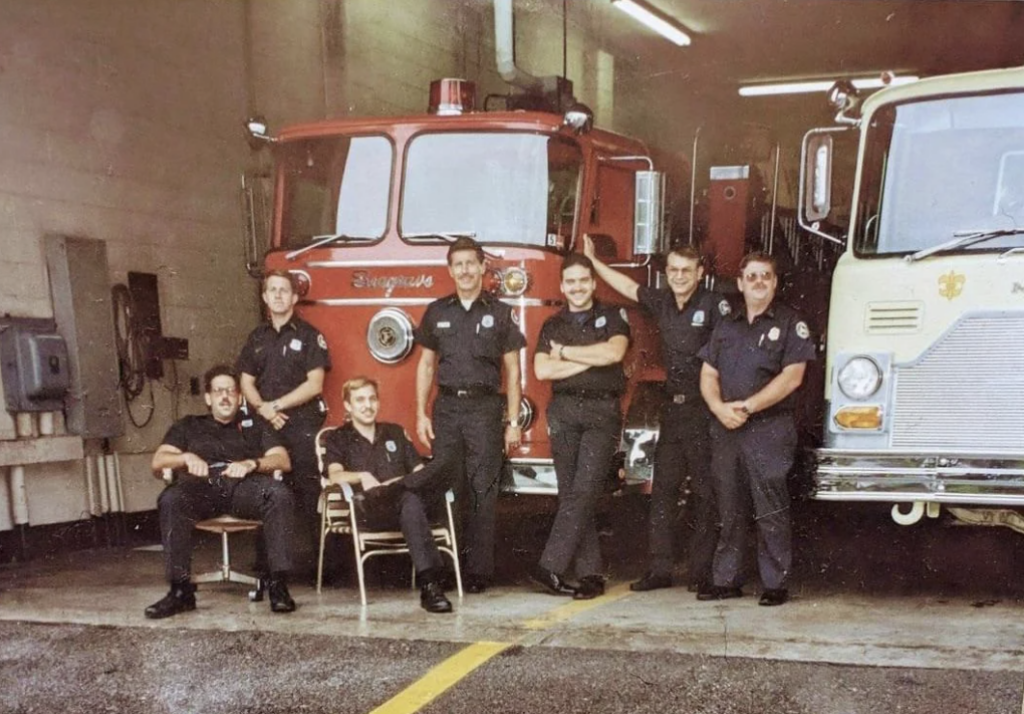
[
  {"xmin": 555, "ymin": 389, "xmax": 620, "ymax": 400},
  {"xmin": 439, "ymin": 385, "xmax": 498, "ymax": 398}
]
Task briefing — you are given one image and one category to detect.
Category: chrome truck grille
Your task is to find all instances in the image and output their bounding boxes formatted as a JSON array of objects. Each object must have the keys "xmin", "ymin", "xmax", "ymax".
[{"xmin": 890, "ymin": 313, "xmax": 1024, "ymax": 451}]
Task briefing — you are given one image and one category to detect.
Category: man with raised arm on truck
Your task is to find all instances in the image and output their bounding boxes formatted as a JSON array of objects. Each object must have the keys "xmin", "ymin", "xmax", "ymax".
[{"xmin": 584, "ymin": 235, "xmax": 727, "ymax": 593}]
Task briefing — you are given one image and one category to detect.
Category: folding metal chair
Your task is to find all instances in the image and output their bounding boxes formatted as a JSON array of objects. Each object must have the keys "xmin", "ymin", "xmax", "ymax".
[{"xmin": 314, "ymin": 426, "xmax": 463, "ymax": 605}]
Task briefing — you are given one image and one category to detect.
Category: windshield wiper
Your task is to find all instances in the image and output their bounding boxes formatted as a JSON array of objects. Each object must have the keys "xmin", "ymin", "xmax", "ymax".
[
  {"xmin": 285, "ymin": 234, "xmax": 375, "ymax": 261},
  {"xmin": 402, "ymin": 231, "xmax": 504, "ymax": 259},
  {"xmin": 905, "ymin": 228, "xmax": 1024, "ymax": 263}
]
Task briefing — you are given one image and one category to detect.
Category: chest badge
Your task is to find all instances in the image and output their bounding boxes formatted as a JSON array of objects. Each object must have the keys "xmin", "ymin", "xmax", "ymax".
[
  {"xmin": 385, "ymin": 440, "xmax": 397, "ymax": 453},
  {"xmin": 595, "ymin": 315, "xmax": 607, "ymax": 328},
  {"xmin": 289, "ymin": 338, "xmax": 303, "ymax": 351},
  {"xmin": 938, "ymin": 270, "xmax": 965, "ymax": 301},
  {"xmin": 481, "ymin": 314, "xmax": 494, "ymax": 328},
  {"xmin": 767, "ymin": 326, "xmax": 781, "ymax": 342},
  {"xmin": 241, "ymin": 419, "xmax": 253, "ymax": 428},
  {"xmin": 692, "ymin": 310, "xmax": 705, "ymax": 327}
]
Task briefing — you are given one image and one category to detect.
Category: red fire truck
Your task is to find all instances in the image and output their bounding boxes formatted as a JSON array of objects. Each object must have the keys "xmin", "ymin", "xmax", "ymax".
[{"xmin": 243, "ymin": 79, "xmax": 678, "ymax": 494}]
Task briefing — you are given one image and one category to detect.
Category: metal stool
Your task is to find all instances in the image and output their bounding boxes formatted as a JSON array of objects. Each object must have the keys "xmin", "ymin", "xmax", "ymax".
[{"xmin": 193, "ymin": 515, "xmax": 264, "ymax": 601}]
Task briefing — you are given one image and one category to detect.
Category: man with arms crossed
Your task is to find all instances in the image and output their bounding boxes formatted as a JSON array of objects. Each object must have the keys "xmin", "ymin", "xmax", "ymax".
[
  {"xmin": 697, "ymin": 253, "xmax": 815, "ymax": 606},
  {"xmin": 584, "ymin": 236, "xmax": 727, "ymax": 593},
  {"xmin": 532, "ymin": 254, "xmax": 630, "ymax": 600},
  {"xmin": 414, "ymin": 237, "xmax": 526, "ymax": 593},
  {"xmin": 145, "ymin": 365, "xmax": 296, "ymax": 619}
]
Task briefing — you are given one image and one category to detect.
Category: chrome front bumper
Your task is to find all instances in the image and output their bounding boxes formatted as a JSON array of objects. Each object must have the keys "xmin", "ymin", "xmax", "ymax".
[{"xmin": 814, "ymin": 449, "xmax": 1024, "ymax": 505}]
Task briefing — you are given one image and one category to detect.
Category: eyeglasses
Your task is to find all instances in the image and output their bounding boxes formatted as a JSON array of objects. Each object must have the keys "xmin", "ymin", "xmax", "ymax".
[
  {"xmin": 209, "ymin": 387, "xmax": 238, "ymax": 396},
  {"xmin": 742, "ymin": 270, "xmax": 774, "ymax": 283}
]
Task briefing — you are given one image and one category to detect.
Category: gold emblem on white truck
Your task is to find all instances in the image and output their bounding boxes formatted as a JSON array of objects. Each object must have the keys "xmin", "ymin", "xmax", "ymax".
[{"xmin": 938, "ymin": 270, "xmax": 965, "ymax": 300}]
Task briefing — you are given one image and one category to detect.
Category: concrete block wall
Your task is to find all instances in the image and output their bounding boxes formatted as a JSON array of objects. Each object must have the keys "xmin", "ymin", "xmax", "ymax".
[{"xmin": 0, "ymin": 0, "xmax": 651, "ymax": 537}]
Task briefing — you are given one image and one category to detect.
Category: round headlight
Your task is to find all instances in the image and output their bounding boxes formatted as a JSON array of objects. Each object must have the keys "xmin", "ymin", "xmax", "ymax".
[
  {"xmin": 837, "ymin": 356, "xmax": 882, "ymax": 400},
  {"xmin": 502, "ymin": 267, "xmax": 529, "ymax": 296},
  {"xmin": 367, "ymin": 308, "xmax": 414, "ymax": 364}
]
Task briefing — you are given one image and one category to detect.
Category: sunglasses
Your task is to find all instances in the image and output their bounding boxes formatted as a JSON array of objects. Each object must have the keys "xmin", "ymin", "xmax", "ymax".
[{"xmin": 742, "ymin": 270, "xmax": 774, "ymax": 283}]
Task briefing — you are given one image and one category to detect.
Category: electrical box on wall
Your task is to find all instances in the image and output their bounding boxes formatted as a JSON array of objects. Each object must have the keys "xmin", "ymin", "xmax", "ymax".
[{"xmin": 0, "ymin": 319, "xmax": 71, "ymax": 412}]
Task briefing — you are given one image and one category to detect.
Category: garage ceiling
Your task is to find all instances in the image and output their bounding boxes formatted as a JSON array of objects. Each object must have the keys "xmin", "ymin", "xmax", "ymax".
[{"xmin": 583, "ymin": 0, "xmax": 1024, "ymax": 90}]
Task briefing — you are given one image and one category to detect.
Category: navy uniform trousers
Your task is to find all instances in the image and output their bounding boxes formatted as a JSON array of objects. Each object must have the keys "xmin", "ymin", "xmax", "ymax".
[
  {"xmin": 158, "ymin": 474, "xmax": 294, "ymax": 583},
  {"xmin": 649, "ymin": 400, "xmax": 716, "ymax": 585},
  {"xmin": 539, "ymin": 394, "xmax": 621, "ymax": 579},
  {"xmin": 709, "ymin": 412, "xmax": 796, "ymax": 591},
  {"xmin": 429, "ymin": 392, "xmax": 505, "ymax": 579}
]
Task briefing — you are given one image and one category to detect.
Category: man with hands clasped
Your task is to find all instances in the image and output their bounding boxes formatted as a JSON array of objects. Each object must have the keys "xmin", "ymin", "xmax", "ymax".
[{"xmin": 697, "ymin": 253, "xmax": 815, "ymax": 607}]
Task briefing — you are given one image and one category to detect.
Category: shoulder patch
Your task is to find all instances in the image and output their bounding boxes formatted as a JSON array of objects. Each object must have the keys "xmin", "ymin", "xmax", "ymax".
[
  {"xmin": 795, "ymin": 321, "xmax": 810, "ymax": 339},
  {"xmin": 317, "ymin": 333, "xmax": 327, "ymax": 350},
  {"xmin": 718, "ymin": 299, "xmax": 731, "ymax": 316},
  {"xmin": 619, "ymin": 307, "xmax": 629, "ymax": 324}
]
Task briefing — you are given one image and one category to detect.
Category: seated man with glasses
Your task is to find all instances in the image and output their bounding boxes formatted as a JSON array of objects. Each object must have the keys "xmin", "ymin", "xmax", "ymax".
[{"xmin": 145, "ymin": 364, "xmax": 297, "ymax": 619}]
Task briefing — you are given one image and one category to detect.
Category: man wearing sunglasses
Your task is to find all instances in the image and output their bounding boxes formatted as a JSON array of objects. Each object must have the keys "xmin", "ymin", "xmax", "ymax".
[
  {"xmin": 145, "ymin": 364, "xmax": 296, "ymax": 619},
  {"xmin": 697, "ymin": 253, "xmax": 815, "ymax": 607}
]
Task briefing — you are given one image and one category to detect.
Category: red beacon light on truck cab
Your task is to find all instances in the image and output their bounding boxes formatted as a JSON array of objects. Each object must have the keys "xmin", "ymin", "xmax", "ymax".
[{"xmin": 429, "ymin": 78, "xmax": 476, "ymax": 116}]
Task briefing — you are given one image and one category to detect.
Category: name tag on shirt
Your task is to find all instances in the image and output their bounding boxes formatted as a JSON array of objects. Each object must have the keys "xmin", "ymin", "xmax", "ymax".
[{"xmin": 437, "ymin": 321, "xmax": 451, "ymax": 329}]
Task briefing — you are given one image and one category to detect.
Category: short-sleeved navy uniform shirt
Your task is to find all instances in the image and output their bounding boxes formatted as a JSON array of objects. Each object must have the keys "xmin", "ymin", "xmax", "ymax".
[
  {"xmin": 637, "ymin": 286, "xmax": 730, "ymax": 400},
  {"xmin": 698, "ymin": 301, "xmax": 816, "ymax": 417},
  {"xmin": 538, "ymin": 301, "xmax": 631, "ymax": 395},
  {"xmin": 414, "ymin": 293, "xmax": 526, "ymax": 390},
  {"xmin": 236, "ymin": 315, "xmax": 331, "ymax": 419},
  {"xmin": 161, "ymin": 409, "xmax": 284, "ymax": 468},
  {"xmin": 323, "ymin": 422, "xmax": 422, "ymax": 491}
]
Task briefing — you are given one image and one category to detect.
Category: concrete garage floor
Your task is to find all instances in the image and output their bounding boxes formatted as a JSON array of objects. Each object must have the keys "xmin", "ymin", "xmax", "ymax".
[
  {"xmin": 3, "ymin": 502, "xmax": 1024, "ymax": 712},
  {"xmin": 1, "ymin": 533, "xmax": 1024, "ymax": 671}
]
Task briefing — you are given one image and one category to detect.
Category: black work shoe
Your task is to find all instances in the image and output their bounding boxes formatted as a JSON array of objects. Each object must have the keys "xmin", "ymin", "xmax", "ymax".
[
  {"xmin": 144, "ymin": 583, "xmax": 196, "ymax": 620},
  {"xmin": 464, "ymin": 574, "xmax": 490, "ymax": 594},
  {"xmin": 268, "ymin": 578, "xmax": 296, "ymax": 613},
  {"xmin": 696, "ymin": 584, "xmax": 743, "ymax": 601},
  {"xmin": 573, "ymin": 575, "xmax": 606, "ymax": 600},
  {"xmin": 420, "ymin": 581, "xmax": 453, "ymax": 613},
  {"xmin": 529, "ymin": 565, "xmax": 577, "ymax": 596},
  {"xmin": 630, "ymin": 572, "xmax": 672, "ymax": 592},
  {"xmin": 759, "ymin": 588, "xmax": 789, "ymax": 607}
]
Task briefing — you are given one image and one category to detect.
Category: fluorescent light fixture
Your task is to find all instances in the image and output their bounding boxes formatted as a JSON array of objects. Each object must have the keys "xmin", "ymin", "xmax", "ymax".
[
  {"xmin": 612, "ymin": 0, "xmax": 691, "ymax": 47},
  {"xmin": 739, "ymin": 75, "xmax": 919, "ymax": 97}
]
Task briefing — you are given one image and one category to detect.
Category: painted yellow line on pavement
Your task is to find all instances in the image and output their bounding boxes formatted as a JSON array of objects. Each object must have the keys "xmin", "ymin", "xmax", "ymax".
[
  {"xmin": 521, "ymin": 581, "xmax": 633, "ymax": 630},
  {"xmin": 367, "ymin": 582, "xmax": 633, "ymax": 713},
  {"xmin": 368, "ymin": 641, "xmax": 512, "ymax": 714}
]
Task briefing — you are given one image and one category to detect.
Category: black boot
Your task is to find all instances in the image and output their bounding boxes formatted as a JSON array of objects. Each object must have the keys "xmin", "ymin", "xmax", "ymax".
[
  {"xmin": 420, "ymin": 581, "xmax": 453, "ymax": 613},
  {"xmin": 144, "ymin": 581, "xmax": 197, "ymax": 619},
  {"xmin": 268, "ymin": 574, "xmax": 296, "ymax": 613}
]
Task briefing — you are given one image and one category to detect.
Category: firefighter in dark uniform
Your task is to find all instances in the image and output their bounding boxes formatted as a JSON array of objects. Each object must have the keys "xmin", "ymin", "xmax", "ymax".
[
  {"xmin": 237, "ymin": 269, "xmax": 331, "ymax": 577},
  {"xmin": 532, "ymin": 253, "xmax": 630, "ymax": 600},
  {"xmin": 145, "ymin": 364, "xmax": 296, "ymax": 619},
  {"xmin": 697, "ymin": 252, "xmax": 815, "ymax": 607},
  {"xmin": 414, "ymin": 237, "xmax": 525, "ymax": 594},
  {"xmin": 323, "ymin": 376, "xmax": 453, "ymax": 613},
  {"xmin": 584, "ymin": 235, "xmax": 727, "ymax": 592}
]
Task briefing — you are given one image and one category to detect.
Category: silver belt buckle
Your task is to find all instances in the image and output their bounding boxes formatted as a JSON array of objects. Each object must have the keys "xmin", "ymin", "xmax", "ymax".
[{"xmin": 672, "ymin": 394, "xmax": 687, "ymax": 404}]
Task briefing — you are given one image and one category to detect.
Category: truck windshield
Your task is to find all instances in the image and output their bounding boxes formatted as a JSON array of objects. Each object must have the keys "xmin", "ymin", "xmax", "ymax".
[
  {"xmin": 279, "ymin": 135, "xmax": 392, "ymax": 248},
  {"xmin": 855, "ymin": 91, "xmax": 1024, "ymax": 256},
  {"xmin": 401, "ymin": 132, "xmax": 582, "ymax": 249}
]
